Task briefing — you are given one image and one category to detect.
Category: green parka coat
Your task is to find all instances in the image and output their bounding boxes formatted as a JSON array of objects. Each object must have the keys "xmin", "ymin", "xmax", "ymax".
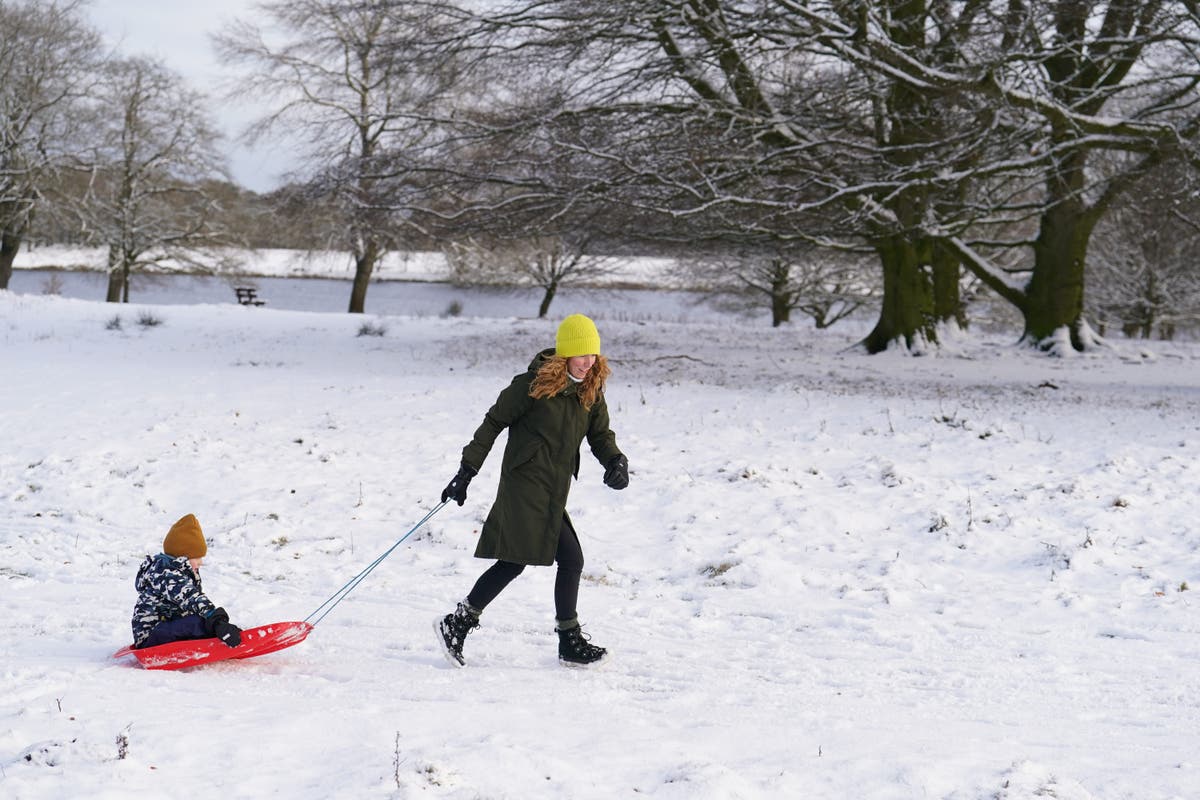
[{"xmin": 461, "ymin": 348, "xmax": 623, "ymax": 566}]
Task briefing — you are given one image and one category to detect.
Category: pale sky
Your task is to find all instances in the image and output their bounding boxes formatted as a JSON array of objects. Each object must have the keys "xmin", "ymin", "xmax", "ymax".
[{"xmin": 86, "ymin": 0, "xmax": 292, "ymax": 192}]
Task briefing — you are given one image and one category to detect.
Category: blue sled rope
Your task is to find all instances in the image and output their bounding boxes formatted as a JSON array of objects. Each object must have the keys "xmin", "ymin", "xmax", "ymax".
[{"xmin": 305, "ymin": 501, "xmax": 447, "ymax": 627}]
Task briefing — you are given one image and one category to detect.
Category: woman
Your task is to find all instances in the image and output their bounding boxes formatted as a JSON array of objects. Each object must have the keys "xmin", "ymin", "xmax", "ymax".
[{"xmin": 435, "ymin": 313, "xmax": 629, "ymax": 668}]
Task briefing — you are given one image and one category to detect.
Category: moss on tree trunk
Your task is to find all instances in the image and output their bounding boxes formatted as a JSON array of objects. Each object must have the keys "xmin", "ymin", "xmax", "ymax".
[
  {"xmin": 931, "ymin": 240, "xmax": 965, "ymax": 330},
  {"xmin": 862, "ymin": 235, "xmax": 937, "ymax": 354},
  {"xmin": 1022, "ymin": 193, "xmax": 1096, "ymax": 351}
]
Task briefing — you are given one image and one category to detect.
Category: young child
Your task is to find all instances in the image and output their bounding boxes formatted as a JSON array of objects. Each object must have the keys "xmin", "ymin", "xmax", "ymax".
[{"xmin": 130, "ymin": 513, "xmax": 242, "ymax": 649}]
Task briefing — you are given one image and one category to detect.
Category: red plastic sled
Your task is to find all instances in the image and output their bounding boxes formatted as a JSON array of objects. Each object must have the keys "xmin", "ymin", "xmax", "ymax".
[{"xmin": 112, "ymin": 621, "xmax": 313, "ymax": 670}]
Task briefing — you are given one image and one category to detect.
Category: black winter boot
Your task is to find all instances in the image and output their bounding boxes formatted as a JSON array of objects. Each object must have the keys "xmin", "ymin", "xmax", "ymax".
[
  {"xmin": 556, "ymin": 620, "xmax": 607, "ymax": 666},
  {"xmin": 436, "ymin": 600, "xmax": 480, "ymax": 667}
]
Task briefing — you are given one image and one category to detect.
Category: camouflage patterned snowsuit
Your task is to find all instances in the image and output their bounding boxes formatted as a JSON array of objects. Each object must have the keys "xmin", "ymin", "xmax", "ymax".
[{"xmin": 131, "ymin": 553, "xmax": 219, "ymax": 647}]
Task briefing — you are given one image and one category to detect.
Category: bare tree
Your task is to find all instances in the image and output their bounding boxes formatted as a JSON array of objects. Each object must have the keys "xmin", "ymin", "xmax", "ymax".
[
  {"xmin": 1087, "ymin": 163, "xmax": 1200, "ymax": 339},
  {"xmin": 215, "ymin": 0, "xmax": 468, "ymax": 313},
  {"xmin": 65, "ymin": 57, "xmax": 231, "ymax": 302},
  {"xmin": 931, "ymin": 1, "xmax": 1200, "ymax": 352},
  {"xmin": 681, "ymin": 245, "xmax": 880, "ymax": 328},
  {"xmin": 618, "ymin": 1, "xmax": 1200, "ymax": 352},
  {"xmin": 443, "ymin": 2, "xmax": 1200, "ymax": 355},
  {"xmin": 0, "ymin": 0, "xmax": 100, "ymax": 289},
  {"xmin": 422, "ymin": 1, "xmax": 996, "ymax": 350},
  {"xmin": 443, "ymin": 234, "xmax": 618, "ymax": 317},
  {"xmin": 782, "ymin": 0, "xmax": 1200, "ymax": 352}
]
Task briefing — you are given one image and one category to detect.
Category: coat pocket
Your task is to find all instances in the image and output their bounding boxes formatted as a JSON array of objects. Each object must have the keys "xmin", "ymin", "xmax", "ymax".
[{"xmin": 505, "ymin": 438, "xmax": 543, "ymax": 474}]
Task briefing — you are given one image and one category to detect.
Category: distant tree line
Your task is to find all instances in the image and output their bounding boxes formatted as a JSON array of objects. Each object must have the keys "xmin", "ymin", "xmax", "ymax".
[{"xmin": 5, "ymin": 0, "xmax": 1200, "ymax": 348}]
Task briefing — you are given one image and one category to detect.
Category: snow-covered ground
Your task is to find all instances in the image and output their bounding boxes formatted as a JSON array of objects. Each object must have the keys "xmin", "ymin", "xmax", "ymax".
[{"xmin": 2, "ymin": 285, "xmax": 1199, "ymax": 799}]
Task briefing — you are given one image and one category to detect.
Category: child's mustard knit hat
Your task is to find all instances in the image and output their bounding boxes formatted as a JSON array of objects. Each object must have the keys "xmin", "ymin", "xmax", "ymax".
[
  {"xmin": 163, "ymin": 514, "xmax": 207, "ymax": 559},
  {"xmin": 555, "ymin": 314, "xmax": 601, "ymax": 358}
]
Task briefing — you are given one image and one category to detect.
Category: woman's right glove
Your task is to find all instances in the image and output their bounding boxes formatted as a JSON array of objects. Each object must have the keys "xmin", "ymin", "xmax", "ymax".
[
  {"xmin": 441, "ymin": 463, "xmax": 478, "ymax": 506},
  {"xmin": 603, "ymin": 454, "xmax": 629, "ymax": 490}
]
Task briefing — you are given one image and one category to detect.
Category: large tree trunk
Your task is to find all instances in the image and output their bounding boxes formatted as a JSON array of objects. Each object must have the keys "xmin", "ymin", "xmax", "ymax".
[
  {"xmin": 861, "ymin": 44, "xmax": 943, "ymax": 352},
  {"xmin": 1023, "ymin": 151, "xmax": 1098, "ymax": 350},
  {"xmin": 862, "ymin": 235, "xmax": 937, "ymax": 354},
  {"xmin": 931, "ymin": 240, "xmax": 965, "ymax": 330},
  {"xmin": 0, "ymin": 230, "xmax": 20, "ymax": 290},
  {"xmin": 1023, "ymin": 208, "xmax": 1092, "ymax": 349},
  {"xmin": 348, "ymin": 239, "xmax": 381, "ymax": 314}
]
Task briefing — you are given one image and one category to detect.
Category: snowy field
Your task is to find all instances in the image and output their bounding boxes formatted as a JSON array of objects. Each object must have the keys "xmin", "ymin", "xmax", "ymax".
[{"xmin": 2, "ymin": 284, "xmax": 1199, "ymax": 800}]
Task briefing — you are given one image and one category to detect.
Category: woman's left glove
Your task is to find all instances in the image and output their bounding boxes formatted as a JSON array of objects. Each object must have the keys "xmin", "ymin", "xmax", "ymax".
[{"xmin": 603, "ymin": 454, "xmax": 629, "ymax": 490}]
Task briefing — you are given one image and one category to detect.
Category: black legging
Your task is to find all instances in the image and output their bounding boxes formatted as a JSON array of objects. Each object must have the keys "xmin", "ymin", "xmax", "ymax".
[{"xmin": 467, "ymin": 517, "xmax": 584, "ymax": 623}]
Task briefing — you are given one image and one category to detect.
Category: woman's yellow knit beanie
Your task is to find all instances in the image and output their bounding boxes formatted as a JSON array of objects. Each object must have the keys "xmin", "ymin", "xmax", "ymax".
[
  {"xmin": 163, "ymin": 513, "xmax": 207, "ymax": 559},
  {"xmin": 555, "ymin": 314, "xmax": 601, "ymax": 358}
]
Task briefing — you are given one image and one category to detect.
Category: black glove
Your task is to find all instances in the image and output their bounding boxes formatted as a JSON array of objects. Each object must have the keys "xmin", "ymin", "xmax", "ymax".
[
  {"xmin": 213, "ymin": 619, "xmax": 242, "ymax": 648},
  {"xmin": 204, "ymin": 607, "xmax": 242, "ymax": 648},
  {"xmin": 441, "ymin": 462, "xmax": 477, "ymax": 506},
  {"xmin": 603, "ymin": 454, "xmax": 629, "ymax": 490}
]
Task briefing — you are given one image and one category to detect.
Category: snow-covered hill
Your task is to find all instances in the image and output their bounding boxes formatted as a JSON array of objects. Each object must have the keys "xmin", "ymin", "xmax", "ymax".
[{"xmin": 2, "ymin": 289, "xmax": 1198, "ymax": 799}]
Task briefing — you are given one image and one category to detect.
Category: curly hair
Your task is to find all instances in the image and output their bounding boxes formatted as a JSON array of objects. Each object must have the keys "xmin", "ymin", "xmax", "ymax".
[{"xmin": 529, "ymin": 354, "xmax": 610, "ymax": 410}]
